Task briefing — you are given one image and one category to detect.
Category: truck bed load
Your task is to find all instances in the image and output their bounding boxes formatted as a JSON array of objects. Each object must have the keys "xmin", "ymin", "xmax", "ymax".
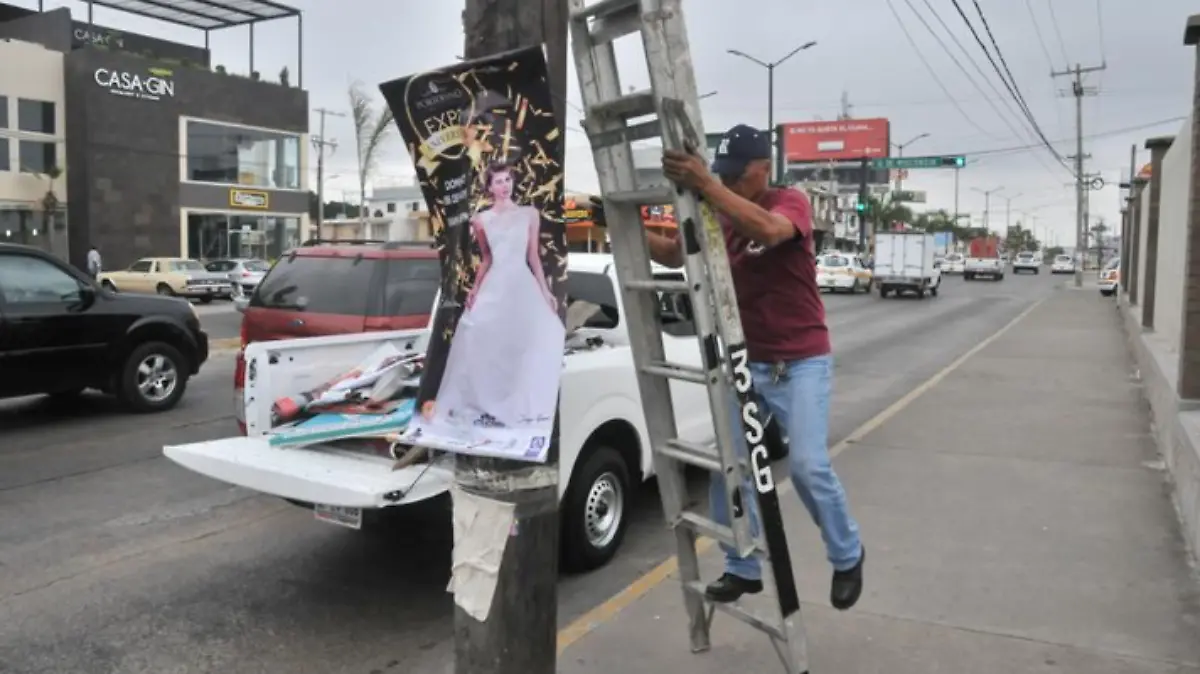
[
  {"xmin": 968, "ymin": 236, "xmax": 999, "ymax": 259},
  {"xmin": 873, "ymin": 232, "xmax": 941, "ymax": 299}
]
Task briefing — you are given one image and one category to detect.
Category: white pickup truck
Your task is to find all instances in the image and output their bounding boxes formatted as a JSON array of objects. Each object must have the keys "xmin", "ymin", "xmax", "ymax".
[{"xmin": 163, "ymin": 254, "xmax": 714, "ymax": 572}]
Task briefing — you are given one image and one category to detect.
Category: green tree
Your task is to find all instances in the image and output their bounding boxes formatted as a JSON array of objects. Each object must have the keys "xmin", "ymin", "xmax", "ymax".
[{"xmin": 864, "ymin": 194, "xmax": 914, "ymax": 231}]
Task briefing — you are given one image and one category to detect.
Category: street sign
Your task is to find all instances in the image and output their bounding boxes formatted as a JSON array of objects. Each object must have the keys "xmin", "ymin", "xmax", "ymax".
[
  {"xmin": 892, "ymin": 190, "xmax": 927, "ymax": 203},
  {"xmin": 870, "ymin": 155, "xmax": 966, "ymax": 170}
]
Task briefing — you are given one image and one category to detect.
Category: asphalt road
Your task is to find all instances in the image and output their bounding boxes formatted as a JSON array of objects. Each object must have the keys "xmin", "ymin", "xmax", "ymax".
[
  {"xmin": 0, "ymin": 269, "xmax": 1071, "ymax": 674},
  {"xmin": 196, "ymin": 301, "xmax": 242, "ymax": 343}
]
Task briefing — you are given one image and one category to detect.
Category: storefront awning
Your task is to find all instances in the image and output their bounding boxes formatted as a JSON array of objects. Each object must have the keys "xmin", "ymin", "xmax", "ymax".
[{"xmin": 86, "ymin": 0, "xmax": 299, "ymax": 30}]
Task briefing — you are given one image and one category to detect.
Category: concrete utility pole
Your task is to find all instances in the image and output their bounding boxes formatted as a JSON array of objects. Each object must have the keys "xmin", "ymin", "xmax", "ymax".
[
  {"xmin": 1052, "ymin": 61, "xmax": 1105, "ymax": 287},
  {"xmin": 891, "ymin": 131, "xmax": 929, "ymax": 191},
  {"xmin": 727, "ymin": 40, "xmax": 817, "ymax": 184},
  {"xmin": 312, "ymin": 107, "xmax": 345, "ymax": 239},
  {"xmin": 456, "ymin": 1, "xmax": 567, "ymax": 673},
  {"xmin": 973, "ymin": 185, "xmax": 1003, "ymax": 231}
]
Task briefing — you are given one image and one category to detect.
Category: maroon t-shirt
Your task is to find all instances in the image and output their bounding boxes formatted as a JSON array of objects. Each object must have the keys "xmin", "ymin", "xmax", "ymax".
[{"xmin": 720, "ymin": 187, "xmax": 830, "ymax": 363}]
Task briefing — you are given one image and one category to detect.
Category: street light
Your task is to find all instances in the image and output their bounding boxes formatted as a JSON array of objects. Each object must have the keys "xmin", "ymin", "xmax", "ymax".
[
  {"xmin": 698, "ymin": 90, "xmax": 718, "ymax": 100},
  {"xmin": 727, "ymin": 40, "xmax": 818, "ymax": 183},
  {"xmin": 890, "ymin": 132, "xmax": 929, "ymax": 191},
  {"xmin": 972, "ymin": 186, "xmax": 1004, "ymax": 231},
  {"xmin": 1002, "ymin": 193, "xmax": 1022, "ymax": 234}
]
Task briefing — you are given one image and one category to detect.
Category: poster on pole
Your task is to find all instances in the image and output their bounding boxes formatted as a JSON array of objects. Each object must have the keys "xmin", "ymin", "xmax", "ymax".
[{"xmin": 379, "ymin": 45, "xmax": 567, "ymax": 463}]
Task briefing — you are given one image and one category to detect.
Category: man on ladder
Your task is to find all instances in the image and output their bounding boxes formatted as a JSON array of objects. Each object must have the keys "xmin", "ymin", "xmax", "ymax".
[{"xmin": 606, "ymin": 123, "xmax": 867, "ymax": 609}]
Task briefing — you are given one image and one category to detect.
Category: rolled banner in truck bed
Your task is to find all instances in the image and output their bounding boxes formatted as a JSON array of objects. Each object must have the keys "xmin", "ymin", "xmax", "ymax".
[{"xmin": 379, "ymin": 45, "xmax": 567, "ymax": 463}]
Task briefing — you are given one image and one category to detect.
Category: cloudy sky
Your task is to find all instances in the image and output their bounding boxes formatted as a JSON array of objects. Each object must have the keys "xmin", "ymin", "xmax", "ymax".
[{"xmin": 29, "ymin": 0, "xmax": 1199, "ymax": 245}]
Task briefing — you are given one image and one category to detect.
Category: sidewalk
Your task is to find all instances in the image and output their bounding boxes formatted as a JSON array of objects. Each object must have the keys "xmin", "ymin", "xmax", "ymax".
[{"xmin": 559, "ymin": 289, "xmax": 1200, "ymax": 673}]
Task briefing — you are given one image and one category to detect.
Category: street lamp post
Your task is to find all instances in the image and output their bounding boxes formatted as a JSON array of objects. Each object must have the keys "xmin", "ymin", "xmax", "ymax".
[
  {"xmin": 972, "ymin": 186, "xmax": 1004, "ymax": 232},
  {"xmin": 1003, "ymin": 193, "xmax": 1022, "ymax": 246},
  {"xmin": 727, "ymin": 41, "xmax": 817, "ymax": 184},
  {"xmin": 891, "ymin": 132, "xmax": 929, "ymax": 191}
]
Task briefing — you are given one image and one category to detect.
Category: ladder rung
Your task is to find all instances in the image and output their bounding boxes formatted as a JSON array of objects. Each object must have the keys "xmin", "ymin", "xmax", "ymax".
[
  {"xmin": 589, "ymin": 4, "xmax": 640, "ymax": 44},
  {"xmin": 589, "ymin": 89, "xmax": 656, "ymax": 120},
  {"xmin": 606, "ymin": 186, "xmax": 677, "ymax": 204},
  {"xmin": 642, "ymin": 360, "xmax": 708, "ymax": 384},
  {"xmin": 658, "ymin": 438, "xmax": 721, "ymax": 473},
  {"xmin": 624, "ymin": 278, "xmax": 689, "ymax": 293},
  {"xmin": 569, "ymin": 0, "xmax": 638, "ymax": 23},
  {"xmin": 682, "ymin": 581, "xmax": 787, "ymax": 640},
  {"xmin": 678, "ymin": 510, "xmax": 737, "ymax": 547}
]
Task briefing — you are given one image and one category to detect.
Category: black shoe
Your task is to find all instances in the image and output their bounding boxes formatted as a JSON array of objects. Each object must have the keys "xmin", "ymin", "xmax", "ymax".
[
  {"xmin": 704, "ymin": 573, "xmax": 763, "ymax": 603},
  {"xmin": 830, "ymin": 546, "xmax": 865, "ymax": 611}
]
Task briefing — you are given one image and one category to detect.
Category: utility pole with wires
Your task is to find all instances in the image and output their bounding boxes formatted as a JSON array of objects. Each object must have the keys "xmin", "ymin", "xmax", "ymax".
[
  {"xmin": 312, "ymin": 107, "xmax": 345, "ymax": 239},
  {"xmin": 1052, "ymin": 62, "xmax": 1105, "ymax": 287},
  {"xmin": 973, "ymin": 185, "xmax": 1004, "ymax": 231}
]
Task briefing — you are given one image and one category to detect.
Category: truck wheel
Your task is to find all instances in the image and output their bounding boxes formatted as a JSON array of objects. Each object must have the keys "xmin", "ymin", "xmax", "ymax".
[
  {"xmin": 930, "ymin": 284, "xmax": 939, "ymax": 297},
  {"xmin": 562, "ymin": 444, "xmax": 632, "ymax": 572},
  {"xmin": 916, "ymin": 288, "xmax": 926, "ymax": 299},
  {"xmin": 964, "ymin": 272, "xmax": 973, "ymax": 281},
  {"xmin": 996, "ymin": 274, "xmax": 1004, "ymax": 281},
  {"xmin": 879, "ymin": 285, "xmax": 888, "ymax": 298},
  {"xmin": 156, "ymin": 283, "xmax": 175, "ymax": 296},
  {"xmin": 101, "ymin": 280, "xmax": 117, "ymax": 292},
  {"xmin": 117, "ymin": 341, "xmax": 189, "ymax": 413}
]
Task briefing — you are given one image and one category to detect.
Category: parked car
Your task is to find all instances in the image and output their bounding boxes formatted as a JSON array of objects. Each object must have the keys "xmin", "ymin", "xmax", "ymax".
[
  {"xmin": 0, "ymin": 244, "xmax": 209, "ymax": 412},
  {"xmin": 100, "ymin": 257, "xmax": 232, "ymax": 303},
  {"xmin": 172, "ymin": 252, "xmax": 719, "ymax": 572},
  {"xmin": 816, "ymin": 252, "xmax": 873, "ymax": 293},
  {"xmin": 1051, "ymin": 254, "xmax": 1075, "ymax": 274},
  {"xmin": 1099, "ymin": 257, "xmax": 1120, "ymax": 296},
  {"xmin": 1012, "ymin": 251, "xmax": 1041, "ymax": 274},
  {"xmin": 205, "ymin": 258, "xmax": 271, "ymax": 298},
  {"xmin": 942, "ymin": 252, "xmax": 965, "ymax": 274}
]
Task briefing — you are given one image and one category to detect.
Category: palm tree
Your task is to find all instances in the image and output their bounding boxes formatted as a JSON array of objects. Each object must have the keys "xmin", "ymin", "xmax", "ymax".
[
  {"xmin": 348, "ymin": 82, "xmax": 395, "ymax": 227},
  {"xmin": 864, "ymin": 194, "xmax": 914, "ymax": 231}
]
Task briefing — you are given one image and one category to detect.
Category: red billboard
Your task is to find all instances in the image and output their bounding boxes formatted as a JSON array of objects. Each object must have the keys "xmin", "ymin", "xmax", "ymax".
[{"xmin": 781, "ymin": 118, "xmax": 890, "ymax": 163}]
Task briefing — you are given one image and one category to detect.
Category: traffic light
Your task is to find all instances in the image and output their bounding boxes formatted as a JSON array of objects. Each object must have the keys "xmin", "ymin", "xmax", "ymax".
[
  {"xmin": 952, "ymin": 156, "xmax": 966, "ymax": 167},
  {"xmin": 855, "ymin": 201, "xmax": 866, "ymax": 213}
]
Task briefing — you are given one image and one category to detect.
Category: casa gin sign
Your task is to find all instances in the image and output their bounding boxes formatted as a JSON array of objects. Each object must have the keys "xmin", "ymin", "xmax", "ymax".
[{"xmin": 93, "ymin": 67, "xmax": 176, "ymax": 101}]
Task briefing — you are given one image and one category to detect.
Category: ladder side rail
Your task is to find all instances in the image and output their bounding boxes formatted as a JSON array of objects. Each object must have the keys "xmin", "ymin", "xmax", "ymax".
[
  {"xmin": 568, "ymin": 2, "xmax": 711, "ymax": 653},
  {"xmin": 639, "ymin": 0, "xmax": 758, "ymax": 557},
  {"xmin": 642, "ymin": 0, "xmax": 804, "ymax": 643}
]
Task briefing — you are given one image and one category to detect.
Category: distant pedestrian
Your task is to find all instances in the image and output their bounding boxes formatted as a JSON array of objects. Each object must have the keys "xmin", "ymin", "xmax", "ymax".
[{"xmin": 87, "ymin": 246, "xmax": 102, "ymax": 280}]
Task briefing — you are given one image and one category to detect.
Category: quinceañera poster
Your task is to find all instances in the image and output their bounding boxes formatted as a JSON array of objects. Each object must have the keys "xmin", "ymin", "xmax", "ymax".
[{"xmin": 379, "ymin": 45, "xmax": 567, "ymax": 463}]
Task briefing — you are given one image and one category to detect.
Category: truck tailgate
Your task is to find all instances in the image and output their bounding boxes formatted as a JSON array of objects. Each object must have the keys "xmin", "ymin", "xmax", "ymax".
[{"xmin": 164, "ymin": 437, "xmax": 453, "ymax": 508}]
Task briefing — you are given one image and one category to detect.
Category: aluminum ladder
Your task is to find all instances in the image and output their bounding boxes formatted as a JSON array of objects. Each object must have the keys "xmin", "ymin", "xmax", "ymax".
[{"xmin": 567, "ymin": 0, "xmax": 808, "ymax": 671}]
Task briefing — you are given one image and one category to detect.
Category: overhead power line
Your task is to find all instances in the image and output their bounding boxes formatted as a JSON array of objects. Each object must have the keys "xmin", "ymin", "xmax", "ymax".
[
  {"xmin": 949, "ymin": 0, "xmax": 1071, "ymax": 171},
  {"xmin": 883, "ymin": 0, "xmax": 995, "ymax": 139},
  {"xmin": 1045, "ymin": 0, "xmax": 1072, "ymax": 65},
  {"xmin": 960, "ymin": 116, "xmax": 1187, "ymax": 158},
  {"xmin": 1025, "ymin": 0, "xmax": 1058, "ymax": 70}
]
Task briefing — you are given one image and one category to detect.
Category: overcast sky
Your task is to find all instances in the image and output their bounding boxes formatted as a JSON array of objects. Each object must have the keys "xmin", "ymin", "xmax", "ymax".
[{"xmin": 31, "ymin": 0, "xmax": 1198, "ymax": 245}]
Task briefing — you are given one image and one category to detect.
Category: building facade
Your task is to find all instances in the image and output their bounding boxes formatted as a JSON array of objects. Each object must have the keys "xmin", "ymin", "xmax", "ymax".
[
  {"xmin": 0, "ymin": 4, "xmax": 310, "ymax": 271},
  {"xmin": 0, "ymin": 38, "xmax": 67, "ymax": 257}
]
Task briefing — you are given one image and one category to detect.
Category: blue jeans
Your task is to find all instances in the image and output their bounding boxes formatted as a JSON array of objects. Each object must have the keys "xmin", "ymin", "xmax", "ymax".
[{"xmin": 709, "ymin": 354, "xmax": 862, "ymax": 579}]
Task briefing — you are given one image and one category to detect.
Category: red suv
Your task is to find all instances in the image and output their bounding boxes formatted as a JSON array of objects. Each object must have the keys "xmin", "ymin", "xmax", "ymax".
[{"xmin": 233, "ymin": 239, "xmax": 440, "ymax": 431}]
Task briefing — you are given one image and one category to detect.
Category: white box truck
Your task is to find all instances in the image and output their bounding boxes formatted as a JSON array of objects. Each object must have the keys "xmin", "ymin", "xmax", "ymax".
[{"xmin": 874, "ymin": 232, "xmax": 942, "ymax": 299}]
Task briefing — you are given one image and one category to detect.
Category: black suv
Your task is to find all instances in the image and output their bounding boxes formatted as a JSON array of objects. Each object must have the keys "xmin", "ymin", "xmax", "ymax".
[{"xmin": 0, "ymin": 244, "xmax": 209, "ymax": 412}]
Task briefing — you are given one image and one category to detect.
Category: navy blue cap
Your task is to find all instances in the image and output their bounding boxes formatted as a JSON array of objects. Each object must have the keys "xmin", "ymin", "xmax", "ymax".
[{"xmin": 711, "ymin": 124, "xmax": 771, "ymax": 179}]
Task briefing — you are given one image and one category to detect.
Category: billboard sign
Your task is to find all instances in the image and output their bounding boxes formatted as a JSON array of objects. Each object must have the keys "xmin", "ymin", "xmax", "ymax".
[{"xmin": 781, "ymin": 118, "xmax": 890, "ymax": 163}]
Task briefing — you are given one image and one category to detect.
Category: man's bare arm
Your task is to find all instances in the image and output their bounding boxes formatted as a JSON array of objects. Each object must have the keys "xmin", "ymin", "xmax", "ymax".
[
  {"xmin": 697, "ymin": 178, "xmax": 796, "ymax": 247},
  {"xmin": 646, "ymin": 231, "xmax": 684, "ymax": 268}
]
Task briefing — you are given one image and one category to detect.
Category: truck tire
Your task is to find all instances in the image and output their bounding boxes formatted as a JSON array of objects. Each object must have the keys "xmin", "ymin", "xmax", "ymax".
[
  {"xmin": 117, "ymin": 341, "xmax": 189, "ymax": 413},
  {"xmin": 996, "ymin": 274, "xmax": 1004, "ymax": 281},
  {"xmin": 930, "ymin": 283, "xmax": 939, "ymax": 297},
  {"xmin": 562, "ymin": 444, "xmax": 632, "ymax": 572},
  {"xmin": 964, "ymin": 272, "xmax": 973, "ymax": 281},
  {"xmin": 879, "ymin": 285, "xmax": 889, "ymax": 298},
  {"xmin": 916, "ymin": 288, "xmax": 926, "ymax": 299}
]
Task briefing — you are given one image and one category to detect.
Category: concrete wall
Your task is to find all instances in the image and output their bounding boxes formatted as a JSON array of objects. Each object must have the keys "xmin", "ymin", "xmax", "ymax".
[
  {"xmin": 1120, "ymin": 96, "xmax": 1200, "ymax": 558},
  {"xmin": 1155, "ymin": 116, "xmax": 1193, "ymax": 356}
]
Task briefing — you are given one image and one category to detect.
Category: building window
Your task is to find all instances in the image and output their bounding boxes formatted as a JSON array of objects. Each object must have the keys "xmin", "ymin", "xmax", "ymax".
[
  {"xmin": 17, "ymin": 99, "xmax": 55, "ymax": 135},
  {"xmin": 185, "ymin": 120, "xmax": 301, "ymax": 189},
  {"xmin": 19, "ymin": 140, "xmax": 56, "ymax": 174},
  {"xmin": 386, "ymin": 202, "xmax": 396, "ymax": 213},
  {"xmin": 0, "ymin": 96, "xmax": 8, "ymax": 128},
  {"xmin": 0, "ymin": 138, "xmax": 9, "ymax": 172}
]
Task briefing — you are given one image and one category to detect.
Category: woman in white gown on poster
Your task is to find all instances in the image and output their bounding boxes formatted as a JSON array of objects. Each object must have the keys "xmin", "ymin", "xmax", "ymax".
[{"xmin": 428, "ymin": 161, "xmax": 565, "ymax": 439}]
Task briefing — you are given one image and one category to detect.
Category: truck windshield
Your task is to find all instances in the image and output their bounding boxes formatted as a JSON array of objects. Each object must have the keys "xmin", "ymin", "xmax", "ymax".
[{"xmin": 821, "ymin": 256, "xmax": 848, "ymax": 267}]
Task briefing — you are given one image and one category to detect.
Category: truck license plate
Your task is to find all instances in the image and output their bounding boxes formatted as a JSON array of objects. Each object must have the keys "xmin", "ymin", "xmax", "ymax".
[{"xmin": 314, "ymin": 504, "xmax": 363, "ymax": 529}]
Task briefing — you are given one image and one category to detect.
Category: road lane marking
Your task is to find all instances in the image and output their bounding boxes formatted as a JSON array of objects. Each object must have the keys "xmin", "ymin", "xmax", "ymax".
[{"xmin": 556, "ymin": 295, "xmax": 1049, "ymax": 655}]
